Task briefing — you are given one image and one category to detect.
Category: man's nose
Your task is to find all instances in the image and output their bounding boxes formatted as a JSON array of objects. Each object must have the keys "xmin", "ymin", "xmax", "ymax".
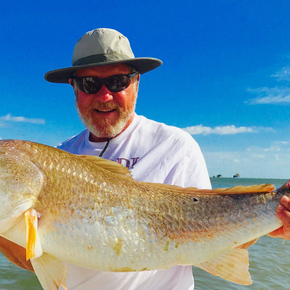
[{"xmin": 94, "ymin": 85, "xmax": 114, "ymax": 102}]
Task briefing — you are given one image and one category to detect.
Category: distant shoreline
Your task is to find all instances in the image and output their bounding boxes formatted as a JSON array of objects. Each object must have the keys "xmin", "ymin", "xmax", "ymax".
[{"xmin": 210, "ymin": 177, "xmax": 288, "ymax": 180}]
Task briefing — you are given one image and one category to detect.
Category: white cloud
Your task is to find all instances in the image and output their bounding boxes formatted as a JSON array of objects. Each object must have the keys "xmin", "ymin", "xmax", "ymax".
[
  {"xmin": 246, "ymin": 65, "xmax": 290, "ymax": 105},
  {"xmin": 262, "ymin": 140, "xmax": 289, "ymax": 152},
  {"xmin": 246, "ymin": 87, "xmax": 290, "ymax": 104},
  {"xmin": 204, "ymin": 141, "xmax": 290, "ymax": 178},
  {"xmin": 0, "ymin": 114, "xmax": 45, "ymax": 125},
  {"xmin": 271, "ymin": 66, "xmax": 290, "ymax": 82},
  {"xmin": 182, "ymin": 125, "xmax": 273, "ymax": 135}
]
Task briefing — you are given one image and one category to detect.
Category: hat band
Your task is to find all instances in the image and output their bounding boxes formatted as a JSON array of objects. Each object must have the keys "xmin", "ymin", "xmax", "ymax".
[{"xmin": 73, "ymin": 53, "xmax": 132, "ymax": 66}]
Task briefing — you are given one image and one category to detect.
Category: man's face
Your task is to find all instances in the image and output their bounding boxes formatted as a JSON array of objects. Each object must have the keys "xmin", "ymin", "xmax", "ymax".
[{"xmin": 72, "ymin": 64, "xmax": 139, "ymax": 141}]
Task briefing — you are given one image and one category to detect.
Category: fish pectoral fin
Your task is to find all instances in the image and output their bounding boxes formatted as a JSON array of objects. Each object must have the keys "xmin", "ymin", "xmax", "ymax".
[
  {"xmin": 24, "ymin": 208, "xmax": 43, "ymax": 260},
  {"xmin": 31, "ymin": 253, "xmax": 67, "ymax": 290},
  {"xmin": 79, "ymin": 155, "xmax": 132, "ymax": 178},
  {"xmin": 25, "ymin": 208, "xmax": 68, "ymax": 290},
  {"xmin": 197, "ymin": 248, "xmax": 253, "ymax": 285},
  {"xmin": 235, "ymin": 238, "xmax": 259, "ymax": 249}
]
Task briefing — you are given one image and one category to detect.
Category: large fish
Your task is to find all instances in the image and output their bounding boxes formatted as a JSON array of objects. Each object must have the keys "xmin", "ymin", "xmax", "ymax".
[{"xmin": 0, "ymin": 139, "xmax": 288, "ymax": 289}]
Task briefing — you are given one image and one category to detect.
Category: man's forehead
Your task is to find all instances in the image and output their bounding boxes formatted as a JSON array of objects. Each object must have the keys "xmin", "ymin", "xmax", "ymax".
[{"xmin": 76, "ymin": 64, "xmax": 132, "ymax": 77}]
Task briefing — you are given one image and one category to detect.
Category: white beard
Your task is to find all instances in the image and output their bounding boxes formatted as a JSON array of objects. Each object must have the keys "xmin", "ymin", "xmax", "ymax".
[{"xmin": 75, "ymin": 98, "xmax": 136, "ymax": 139}]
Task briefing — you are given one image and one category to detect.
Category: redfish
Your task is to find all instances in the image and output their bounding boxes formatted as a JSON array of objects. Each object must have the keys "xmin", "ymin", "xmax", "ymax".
[{"xmin": 0, "ymin": 140, "xmax": 288, "ymax": 289}]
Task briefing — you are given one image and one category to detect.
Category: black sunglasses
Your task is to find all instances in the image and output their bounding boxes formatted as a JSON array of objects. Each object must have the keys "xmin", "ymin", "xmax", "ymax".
[{"xmin": 72, "ymin": 72, "xmax": 137, "ymax": 94}]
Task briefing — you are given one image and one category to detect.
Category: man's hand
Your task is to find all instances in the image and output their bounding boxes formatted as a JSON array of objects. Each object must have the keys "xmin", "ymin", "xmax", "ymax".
[
  {"xmin": 0, "ymin": 236, "xmax": 34, "ymax": 272},
  {"xmin": 268, "ymin": 196, "xmax": 290, "ymax": 240}
]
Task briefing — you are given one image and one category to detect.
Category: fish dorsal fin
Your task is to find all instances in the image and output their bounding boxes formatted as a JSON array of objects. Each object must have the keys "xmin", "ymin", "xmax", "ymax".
[
  {"xmin": 24, "ymin": 208, "xmax": 43, "ymax": 260},
  {"xmin": 234, "ymin": 238, "xmax": 259, "ymax": 249},
  {"xmin": 31, "ymin": 253, "xmax": 67, "ymax": 290},
  {"xmin": 139, "ymin": 183, "xmax": 275, "ymax": 196},
  {"xmin": 197, "ymin": 248, "xmax": 252, "ymax": 285},
  {"xmin": 194, "ymin": 184, "xmax": 275, "ymax": 196},
  {"xmin": 79, "ymin": 155, "xmax": 132, "ymax": 178}
]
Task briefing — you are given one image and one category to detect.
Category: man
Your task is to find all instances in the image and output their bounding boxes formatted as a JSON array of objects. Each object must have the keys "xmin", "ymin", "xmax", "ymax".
[
  {"xmin": 48, "ymin": 28, "xmax": 211, "ymax": 289},
  {"xmin": 0, "ymin": 28, "xmax": 290, "ymax": 289}
]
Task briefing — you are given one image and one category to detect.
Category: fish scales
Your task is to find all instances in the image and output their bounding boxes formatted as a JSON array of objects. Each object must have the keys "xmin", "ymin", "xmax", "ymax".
[
  {"xmin": 0, "ymin": 139, "xmax": 289, "ymax": 289},
  {"xmin": 1, "ymin": 141, "xmax": 155, "ymax": 268}
]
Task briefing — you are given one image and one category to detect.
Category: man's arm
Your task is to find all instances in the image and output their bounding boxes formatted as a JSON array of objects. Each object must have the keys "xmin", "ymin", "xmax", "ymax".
[
  {"xmin": 0, "ymin": 236, "xmax": 34, "ymax": 272},
  {"xmin": 268, "ymin": 196, "xmax": 290, "ymax": 239}
]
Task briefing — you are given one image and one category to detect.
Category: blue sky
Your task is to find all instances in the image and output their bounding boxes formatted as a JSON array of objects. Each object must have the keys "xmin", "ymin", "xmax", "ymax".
[{"xmin": 1, "ymin": 0, "xmax": 290, "ymax": 179}]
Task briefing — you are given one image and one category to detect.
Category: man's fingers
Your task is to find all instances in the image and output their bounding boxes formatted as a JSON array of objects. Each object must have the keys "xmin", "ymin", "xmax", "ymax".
[
  {"xmin": 271, "ymin": 196, "xmax": 290, "ymax": 240},
  {"xmin": 279, "ymin": 196, "xmax": 290, "ymax": 211}
]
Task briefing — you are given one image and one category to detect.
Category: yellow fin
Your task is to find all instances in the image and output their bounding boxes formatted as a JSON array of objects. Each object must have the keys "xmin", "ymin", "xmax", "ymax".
[
  {"xmin": 24, "ymin": 208, "xmax": 43, "ymax": 260},
  {"xmin": 235, "ymin": 238, "xmax": 259, "ymax": 249},
  {"xmin": 139, "ymin": 182, "xmax": 275, "ymax": 197},
  {"xmin": 197, "ymin": 248, "xmax": 252, "ymax": 285},
  {"xmin": 190, "ymin": 184, "xmax": 275, "ymax": 196},
  {"xmin": 209, "ymin": 184, "xmax": 275, "ymax": 195},
  {"xmin": 31, "ymin": 253, "xmax": 67, "ymax": 290},
  {"xmin": 79, "ymin": 155, "xmax": 132, "ymax": 178}
]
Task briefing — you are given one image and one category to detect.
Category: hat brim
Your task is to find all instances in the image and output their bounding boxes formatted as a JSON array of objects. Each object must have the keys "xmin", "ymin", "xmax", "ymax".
[{"xmin": 44, "ymin": 57, "xmax": 162, "ymax": 83}]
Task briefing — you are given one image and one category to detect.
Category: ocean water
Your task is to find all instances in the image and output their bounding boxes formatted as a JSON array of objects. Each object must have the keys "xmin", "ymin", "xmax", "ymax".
[{"xmin": 0, "ymin": 178, "xmax": 289, "ymax": 289}]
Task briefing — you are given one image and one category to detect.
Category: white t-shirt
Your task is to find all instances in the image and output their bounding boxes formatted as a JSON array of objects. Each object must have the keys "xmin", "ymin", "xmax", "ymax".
[{"xmin": 57, "ymin": 114, "xmax": 211, "ymax": 290}]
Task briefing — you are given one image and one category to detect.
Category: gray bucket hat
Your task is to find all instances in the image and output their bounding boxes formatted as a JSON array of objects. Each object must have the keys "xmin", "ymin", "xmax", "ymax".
[{"xmin": 44, "ymin": 28, "xmax": 162, "ymax": 83}]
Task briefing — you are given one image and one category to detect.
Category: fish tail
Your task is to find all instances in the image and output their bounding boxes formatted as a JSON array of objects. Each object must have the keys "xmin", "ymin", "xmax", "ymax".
[{"xmin": 280, "ymin": 179, "xmax": 290, "ymax": 189}]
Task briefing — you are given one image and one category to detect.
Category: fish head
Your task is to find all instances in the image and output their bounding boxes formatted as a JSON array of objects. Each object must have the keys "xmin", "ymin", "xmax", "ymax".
[{"xmin": 0, "ymin": 140, "xmax": 44, "ymax": 233}]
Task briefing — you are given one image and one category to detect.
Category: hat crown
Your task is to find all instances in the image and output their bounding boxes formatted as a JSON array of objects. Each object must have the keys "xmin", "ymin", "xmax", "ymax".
[
  {"xmin": 44, "ymin": 28, "xmax": 162, "ymax": 83},
  {"xmin": 72, "ymin": 28, "xmax": 135, "ymax": 66}
]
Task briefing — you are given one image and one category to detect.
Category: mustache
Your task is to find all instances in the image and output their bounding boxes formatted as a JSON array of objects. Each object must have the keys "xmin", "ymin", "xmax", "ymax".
[{"xmin": 93, "ymin": 102, "xmax": 119, "ymax": 110}]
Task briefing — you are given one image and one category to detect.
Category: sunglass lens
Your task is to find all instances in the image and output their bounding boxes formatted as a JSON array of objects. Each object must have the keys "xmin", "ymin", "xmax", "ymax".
[
  {"xmin": 75, "ymin": 74, "xmax": 134, "ymax": 94},
  {"xmin": 106, "ymin": 75, "xmax": 130, "ymax": 92},
  {"xmin": 81, "ymin": 77, "xmax": 102, "ymax": 94}
]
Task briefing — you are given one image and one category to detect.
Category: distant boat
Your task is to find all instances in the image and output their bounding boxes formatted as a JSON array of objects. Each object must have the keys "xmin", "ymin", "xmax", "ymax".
[
  {"xmin": 213, "ymin": 174, "xmax": 222, "ymax": 178},
  {"xmin": 233, "ymin": 173, "xmax": 240, "ymax": 178}
]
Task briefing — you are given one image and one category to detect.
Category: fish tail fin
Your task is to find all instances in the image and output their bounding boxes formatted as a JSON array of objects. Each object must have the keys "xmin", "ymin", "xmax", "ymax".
[{"xmin": 279, "ymin": 179, "xmax": 290, "ymax": 189}]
